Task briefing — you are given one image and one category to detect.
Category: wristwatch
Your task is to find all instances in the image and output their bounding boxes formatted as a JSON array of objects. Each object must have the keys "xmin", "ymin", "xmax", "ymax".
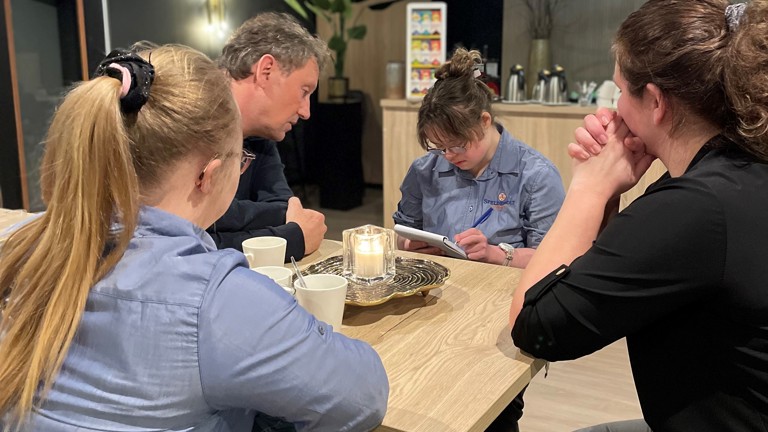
[{"xmin": 498, "ymin": 243, "xmax": 515, "ymax": 267}]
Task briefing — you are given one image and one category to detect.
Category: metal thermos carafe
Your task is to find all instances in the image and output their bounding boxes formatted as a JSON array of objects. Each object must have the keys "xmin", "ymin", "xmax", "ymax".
[
  {"xmin": 506, "ymin": 64, "xmax": 526, "ymax": 102},
  {"xmin": 532, "ymin": 69, "xmax": 550, "ymax": 103},
  {"xmin": 546, "ymin": 64, "xmax": 568, "ymax": 104}
]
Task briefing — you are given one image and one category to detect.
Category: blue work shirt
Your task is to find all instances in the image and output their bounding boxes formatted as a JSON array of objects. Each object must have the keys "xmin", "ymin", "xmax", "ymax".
[
  {"xmin": 394, "ymin": 125, "xmax": 565, "ymax": 247},
  {"xmin": 14, "ymin": 206, "xmax": 388, "ymax": 431}
]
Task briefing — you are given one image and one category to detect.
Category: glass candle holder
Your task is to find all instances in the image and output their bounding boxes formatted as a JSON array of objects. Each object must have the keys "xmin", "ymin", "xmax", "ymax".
[{"xmin": 342, "ymin": 224, "xmax": 396, "ymax": 285}]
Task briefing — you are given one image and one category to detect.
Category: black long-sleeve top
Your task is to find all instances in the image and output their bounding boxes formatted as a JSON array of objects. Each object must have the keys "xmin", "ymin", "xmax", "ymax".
[
  {"xmin": 207, "ymin": 137, "xmax": 304, "ymax": 261},
  {"xmin": 513, "ymin": 136, "xmax": 768, "ymax": 431}
]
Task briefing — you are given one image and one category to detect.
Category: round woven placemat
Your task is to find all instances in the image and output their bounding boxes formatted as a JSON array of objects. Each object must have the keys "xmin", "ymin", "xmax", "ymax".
[{"xmin": 298, "ymin": 255, "xmax": 450, "ymax": 306}]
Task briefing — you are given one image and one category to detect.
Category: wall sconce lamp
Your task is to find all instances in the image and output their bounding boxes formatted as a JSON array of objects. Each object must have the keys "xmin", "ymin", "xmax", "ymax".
[{"xmin": 206, "ymin": 0, "xmax": 228, "ymax": 38}]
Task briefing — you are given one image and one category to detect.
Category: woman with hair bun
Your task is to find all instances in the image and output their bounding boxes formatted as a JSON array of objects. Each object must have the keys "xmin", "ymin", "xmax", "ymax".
[
  {"xmin": 394, "ymin": 48, "xmax": 565, "ymax": 270},
  {"xmin": 393, "ymin": 47, "xmax": 565, "ymax": 432},
  {"xmin": 511, "ymin": 1, "xmax": 768, "ymax": 430}
]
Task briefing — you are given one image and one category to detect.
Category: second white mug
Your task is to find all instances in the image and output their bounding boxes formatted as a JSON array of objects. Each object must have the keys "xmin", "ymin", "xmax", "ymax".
[
  {"xmin": 252, "ymin": 266, "xmax": 295, "ymax": 295},
  {"xmin": 294, "ymin": 274, "xmax": 348, "ymax": 329},
  {"xmin": 242, "ymin": 236, "xmax": 287, "ymax": 268}
]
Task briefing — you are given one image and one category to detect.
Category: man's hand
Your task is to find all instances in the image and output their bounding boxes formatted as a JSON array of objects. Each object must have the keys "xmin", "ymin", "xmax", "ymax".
[{"xmin": 285, "ymin": 197, "xmax": 327, "ymax": 255}]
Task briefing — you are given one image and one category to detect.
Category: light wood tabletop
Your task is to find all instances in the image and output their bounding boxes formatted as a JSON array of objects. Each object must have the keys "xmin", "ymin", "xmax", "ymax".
[
  {"xmin": 0, "ymin": 208, "xmax": 33, "ymax": 243},
  {"xmin": 297, "ymin": 240, "xmax": 544, "ymax": 432},
  {"xmin": 0, "ymin": 215, "xmax": 544, "ymax": 431}
]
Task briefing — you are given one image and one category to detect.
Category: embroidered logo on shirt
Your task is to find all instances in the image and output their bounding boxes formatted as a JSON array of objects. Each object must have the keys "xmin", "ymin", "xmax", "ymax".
[{"xmin": 483, "ymin": 192, "xmax": 513, "ymax": 210}]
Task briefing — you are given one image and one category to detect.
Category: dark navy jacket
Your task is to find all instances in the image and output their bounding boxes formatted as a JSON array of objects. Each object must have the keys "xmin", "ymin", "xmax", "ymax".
[{"xmin": 207, "ymin": 137, "xmax": 304, "ymax": 261}]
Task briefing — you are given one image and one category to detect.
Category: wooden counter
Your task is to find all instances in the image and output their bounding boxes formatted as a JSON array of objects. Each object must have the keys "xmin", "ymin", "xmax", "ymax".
[
  {"xmin": 382, "ymin": 99, "xmax": 587, "ymax": 229},
  {"xmin": 381, "ymin": 99, "xmax": 666, "ymax": 228}
]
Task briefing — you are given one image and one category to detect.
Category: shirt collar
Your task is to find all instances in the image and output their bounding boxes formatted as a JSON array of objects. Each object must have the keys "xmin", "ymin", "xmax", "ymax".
[
  {"xmin": 493, "ymin": 125, "xmax": 521, "ymax": 175},
  {"xmin": 433, "ymin": 124, "xmax": 520, "ymax": 178},
  {"xmin": 683, "ymin": 134, "xmax": 737, "ymax": 174},
  {"xmin": 136, "ymin": 206, "xmax": 217, "ymax": 251}
]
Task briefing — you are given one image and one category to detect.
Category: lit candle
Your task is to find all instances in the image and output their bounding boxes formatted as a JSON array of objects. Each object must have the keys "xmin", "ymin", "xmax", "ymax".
[
  {"xmin": 342, "ymin": 224, "xmax": 396, "ymax": 285},
  {"xmin": 354, "ymin": 234, "xmax": 385, "ymax": 278}
]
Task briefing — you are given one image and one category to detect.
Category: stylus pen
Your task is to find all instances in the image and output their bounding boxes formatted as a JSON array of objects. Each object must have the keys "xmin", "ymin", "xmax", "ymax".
[{"xmin": 471, "ymin": 207, "xmax": 493, "ymax": 228}]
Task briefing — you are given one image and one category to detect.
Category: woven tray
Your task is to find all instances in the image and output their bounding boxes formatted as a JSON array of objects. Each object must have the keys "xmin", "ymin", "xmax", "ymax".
[{"xmin": 298, "ymin": 255, "xmax": 450, "ymax": 306}]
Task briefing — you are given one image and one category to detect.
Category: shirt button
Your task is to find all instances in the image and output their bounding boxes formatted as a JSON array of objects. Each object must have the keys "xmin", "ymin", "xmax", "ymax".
[
  {"xmin": 469, "ymin": 205, "xmax": 473, "ymax": 211},
  {"xmin": 317, "ymin": 325, "xmax": 325, "ymax": 335}
]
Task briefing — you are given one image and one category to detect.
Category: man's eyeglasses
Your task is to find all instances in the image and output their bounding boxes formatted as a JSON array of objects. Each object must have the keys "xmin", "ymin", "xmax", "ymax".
[
  {"xmin": 199, "ymin": 148, "xmax": 257, "ymax": 181},
  {"xmin": 426, "ymin": 142, "xmax": 468, "ymax": 156},
  {"xmin": 240, "ymin": 148, "xmax": 256, "ymax": 173}
]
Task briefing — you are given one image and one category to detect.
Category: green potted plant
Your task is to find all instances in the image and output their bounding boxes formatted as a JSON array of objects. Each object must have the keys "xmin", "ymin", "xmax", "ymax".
[{"xmin": 285, "ymin": 0, "xmax": 401, "ymax": 98}]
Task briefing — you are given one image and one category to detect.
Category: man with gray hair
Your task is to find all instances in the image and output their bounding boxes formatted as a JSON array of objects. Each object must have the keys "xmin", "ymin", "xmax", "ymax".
[{"xmin": 208, "ymin": 12, "xmax": 331, "ymax": 261}]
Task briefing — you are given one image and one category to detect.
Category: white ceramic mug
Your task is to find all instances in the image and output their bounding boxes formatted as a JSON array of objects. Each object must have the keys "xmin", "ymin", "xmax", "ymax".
[
  {"xmin": 294, "ymin": 274, "xmax": 348, "ymax": 329},
  {"xmin": 242, "ymin": 236, "xmax": 287, "ymax": 268},
  {"xmin": 252, "ymin": 266, "xmax": 295, "ymax": 294}
]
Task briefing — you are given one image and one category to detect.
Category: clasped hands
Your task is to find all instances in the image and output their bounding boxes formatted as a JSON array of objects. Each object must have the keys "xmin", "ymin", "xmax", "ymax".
[{"xmin": 568, "ymin": 108, "xmax": 656, "ymax": 201}]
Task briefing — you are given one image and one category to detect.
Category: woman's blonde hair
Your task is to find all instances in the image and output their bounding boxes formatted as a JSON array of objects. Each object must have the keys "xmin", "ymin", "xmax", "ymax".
[{"xmin": 0, "ymin": 44, "xmax": 239, "ymax": 428}]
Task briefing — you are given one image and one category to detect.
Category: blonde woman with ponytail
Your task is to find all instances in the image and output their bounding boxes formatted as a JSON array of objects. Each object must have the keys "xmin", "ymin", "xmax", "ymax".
[
  {"xmin": 0, "ymin": 44, "xmax": 387, "ymax": 431},
  {"xmin": 511, "ymin": 1, "xmax": 768, "ymax": 430}
]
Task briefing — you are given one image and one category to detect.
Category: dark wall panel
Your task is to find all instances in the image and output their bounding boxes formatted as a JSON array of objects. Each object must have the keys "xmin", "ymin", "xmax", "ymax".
[
  {"xmin": 446, "ymin": 0, "xmax": 503, "ymax": 64},
  {"xmin": 83, "ymin": 0, "xmax": 106, "ymax": 73},
  {"xmin": 107, "ymin": 0, "xmax": 312, "ymax": 59},
  {"xmin": 0, "ymin": 1, "xmax": 24, "ymax": 209}
]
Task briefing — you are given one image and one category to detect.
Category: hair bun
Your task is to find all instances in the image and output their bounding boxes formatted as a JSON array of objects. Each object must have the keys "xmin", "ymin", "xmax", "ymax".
[{"xmin": 435, "ymin": 48, "xmax": 482, "ymax": 81}]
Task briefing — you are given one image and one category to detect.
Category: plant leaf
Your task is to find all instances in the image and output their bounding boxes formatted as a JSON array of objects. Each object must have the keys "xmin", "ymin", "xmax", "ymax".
[
  {"xmin": 347, "ymin": 25, "xmax": 367, "ymax": 40},
  {"xmin": 305, "ymin": 2, "xmax": 332, "ymax": 23},
  {"xmin": 330, "ymin": 0, "xmax": 346, "ymax": 13},
  {"xmin": 283, "ymin": 0, "xmax": 309, "ymax": 20},
  {"xmin": 328, "ymin": 34, "xmax": 347, "ymax": 53},
  {"xmin": 342, "ymin": 0, "xmax": 353, "ymax": 18},
  {"xmin": 313, "ymin": 0, "xmax": 331, "ymax": 10}
]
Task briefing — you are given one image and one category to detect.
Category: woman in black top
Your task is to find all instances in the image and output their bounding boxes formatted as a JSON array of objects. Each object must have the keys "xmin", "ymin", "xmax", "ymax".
[{"xmin": 510, "ymin": 1, "xmax": 768, "ymax": 431}]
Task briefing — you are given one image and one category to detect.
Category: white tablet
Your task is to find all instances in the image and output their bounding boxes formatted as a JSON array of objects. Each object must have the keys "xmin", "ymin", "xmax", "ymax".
[{"xmin": 394, "ymin": 224, "xmax": 468, "ymax": 259}]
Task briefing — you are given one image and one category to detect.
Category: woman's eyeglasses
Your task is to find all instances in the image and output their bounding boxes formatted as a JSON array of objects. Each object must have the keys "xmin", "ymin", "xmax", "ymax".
[
  {"xmin": 199, "ymin": 148, "xmax": 257, "ymax": 181},
  {"xmin": 426, "ymin": 142, "xmax": 468, "ymax": 156}
]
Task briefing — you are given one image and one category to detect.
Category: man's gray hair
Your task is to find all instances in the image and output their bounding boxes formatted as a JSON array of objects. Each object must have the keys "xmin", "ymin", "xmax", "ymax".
[{"xmin": 219, "ymin": 12, "xmax": 330, "ymax": 79}]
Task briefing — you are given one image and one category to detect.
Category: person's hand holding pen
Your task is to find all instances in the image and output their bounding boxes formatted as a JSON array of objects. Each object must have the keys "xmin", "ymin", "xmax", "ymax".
[{"xmin": 454, "ymin": 208, "xmax": 508, "ymax": 265}]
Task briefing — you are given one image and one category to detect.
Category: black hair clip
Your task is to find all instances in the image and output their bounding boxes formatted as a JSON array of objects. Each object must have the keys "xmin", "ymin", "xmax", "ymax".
[{"xmin": 94, "ymin": 49, "xmax": 155, "ymax": 114}]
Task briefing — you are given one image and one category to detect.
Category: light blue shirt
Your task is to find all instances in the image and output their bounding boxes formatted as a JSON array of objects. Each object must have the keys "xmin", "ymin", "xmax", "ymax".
[
  {"xmin": 12, "ymin": 206, "xmax": 388, "ymax": 431},
  {"xmin": 393, "ymin": 125, "xmax": 565, "ymax": 247}
]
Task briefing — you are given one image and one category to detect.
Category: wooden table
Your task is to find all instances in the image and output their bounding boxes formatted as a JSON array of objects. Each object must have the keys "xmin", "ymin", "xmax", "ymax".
[
  {"xmin": 0, "ymin": 208, "xmax": 32, "ymax": 243},
  {"xmin": 298, "ymin": 241, "xmax": 545, "ymax": 432},
  {"xmin": 0, "ymin": 213, "xmax": 543, "ymax": 431}
]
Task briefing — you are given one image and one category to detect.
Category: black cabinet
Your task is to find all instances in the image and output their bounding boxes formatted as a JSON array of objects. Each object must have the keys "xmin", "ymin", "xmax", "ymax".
[{"xmin": 308, "ymin": 91, "xmax": 365, "ymax": 210}]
